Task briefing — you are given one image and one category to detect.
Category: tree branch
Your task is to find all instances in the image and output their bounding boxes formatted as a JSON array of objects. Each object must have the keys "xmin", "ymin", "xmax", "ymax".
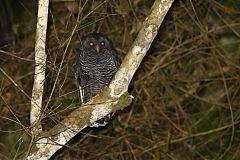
[
  {"xmin": 30, "ymin": 0, "xmax": 49, "ymax": 135},
  {"xmin": 27, "ymin": 0, "xmax": 174, "ymax": 159}
]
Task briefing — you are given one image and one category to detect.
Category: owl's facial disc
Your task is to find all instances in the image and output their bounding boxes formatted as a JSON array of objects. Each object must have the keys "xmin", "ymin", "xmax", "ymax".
[{"xmin": 83, "ymin": 34, "xmax": 111, "ymax": 55}]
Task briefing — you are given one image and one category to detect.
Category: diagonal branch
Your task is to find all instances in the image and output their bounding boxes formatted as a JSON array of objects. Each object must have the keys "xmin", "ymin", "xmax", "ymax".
[
  {"xmin": 27, "ymin": 0, "xmax": 174, "ymax": 159},
  {"xmin": 30, "ymin": 0, "xmax": 49, "ymax": 135}
]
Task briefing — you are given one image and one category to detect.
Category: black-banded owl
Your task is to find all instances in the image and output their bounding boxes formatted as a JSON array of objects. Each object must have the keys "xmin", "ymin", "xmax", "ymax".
[{"xmin": 73, "ymin": 33, "xmax": 120, "ymax": 127}]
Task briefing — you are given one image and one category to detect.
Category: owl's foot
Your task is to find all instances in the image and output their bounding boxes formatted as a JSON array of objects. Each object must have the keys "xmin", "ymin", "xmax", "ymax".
[
  {"xmin": 90, "ymin": 86, "xmax": 108, "ymax": 101},
  {"xmin": 91, "ymin": 93, "xmax": 100, "ymax": 101}
]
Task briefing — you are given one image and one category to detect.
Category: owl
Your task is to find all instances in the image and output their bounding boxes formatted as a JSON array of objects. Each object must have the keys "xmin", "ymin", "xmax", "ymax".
[{"xmin": 73, "ymin": 33, "xmax": 120, "ymax": 127}]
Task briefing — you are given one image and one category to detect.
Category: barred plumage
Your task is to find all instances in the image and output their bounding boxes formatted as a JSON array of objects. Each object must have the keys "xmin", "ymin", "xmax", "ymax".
[{"xmin": 73, "ymin": 33, "xmax": 120, "ymax": 127}]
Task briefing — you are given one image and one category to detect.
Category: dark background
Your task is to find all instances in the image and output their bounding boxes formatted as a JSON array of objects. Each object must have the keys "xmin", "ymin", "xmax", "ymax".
[{"xmin": 0, "ymin": 0, "xmax": 240, "ymax": 159}]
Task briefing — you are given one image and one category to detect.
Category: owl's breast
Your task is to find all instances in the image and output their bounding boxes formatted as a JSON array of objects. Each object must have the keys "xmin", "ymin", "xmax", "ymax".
[
  {"xmin": 96, "ymin": 60, "xmax": 118, "ymax": 82},
  {"xmin": 78, "ymin": 50, "xmax": 118, "ymax": 83}
]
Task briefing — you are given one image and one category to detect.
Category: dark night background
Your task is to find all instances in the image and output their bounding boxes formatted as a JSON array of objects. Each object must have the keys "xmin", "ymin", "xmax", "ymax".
[{"xmin": 0, "ymin": 0, "xmax": 240, "ymax": 159}]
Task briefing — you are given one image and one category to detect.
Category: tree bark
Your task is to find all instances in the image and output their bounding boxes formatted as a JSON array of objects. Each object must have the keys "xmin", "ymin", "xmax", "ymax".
[
  {"xmin": 30, "ymin": 0, "xmax": 49, "ymax": 136},
  {"xmin": 27, "ymin": 0, "xmax": 174, "ymax": 159}
]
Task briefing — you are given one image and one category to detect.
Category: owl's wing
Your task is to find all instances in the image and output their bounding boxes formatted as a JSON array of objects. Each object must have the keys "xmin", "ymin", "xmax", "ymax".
[
  {"xmin": 111, "ymin": 49, "xmax": 121, "ymax": 68},
  {"xmin": 73, "ymin": 55, "xmax": 92, "ymax": 104},
  {"xmin": 73, "ymin": 57, "xmax": 83, "ymax": 104}
]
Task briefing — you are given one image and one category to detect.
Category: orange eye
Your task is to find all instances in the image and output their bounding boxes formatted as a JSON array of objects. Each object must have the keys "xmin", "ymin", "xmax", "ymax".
[
  {"xmin": 88, "ymin": 41, "xmax": 94, "ymax": 46},
  {"xmin": 100, "ymin": 41, "xmax": 105, "ymax": 46}
]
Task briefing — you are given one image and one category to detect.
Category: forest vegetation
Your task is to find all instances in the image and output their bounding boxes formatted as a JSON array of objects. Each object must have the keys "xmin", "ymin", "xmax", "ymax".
[{"xmin": 0, "ymin": 0, "xmax": 240, "ymax": 159}]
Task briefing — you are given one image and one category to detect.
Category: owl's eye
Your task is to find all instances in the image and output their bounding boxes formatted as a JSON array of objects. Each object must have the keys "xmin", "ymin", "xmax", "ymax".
[
  {"xmin": 100, "ymin": 41, "xmax": 105, "ymax": 46},
  {"xmin": 88, "ymin": 41, "xmax": 94, "ymax": 47}
]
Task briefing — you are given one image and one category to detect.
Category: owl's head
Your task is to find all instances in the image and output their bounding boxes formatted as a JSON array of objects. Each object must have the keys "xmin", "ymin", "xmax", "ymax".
[{"xmin": 81, "ymin": 33, "xmax": 113, "ymax": 54}]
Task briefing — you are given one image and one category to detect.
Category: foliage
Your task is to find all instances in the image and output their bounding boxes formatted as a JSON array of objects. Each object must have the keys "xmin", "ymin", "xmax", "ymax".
[{"xmin": 0, "ymin": 0, "xmax": 240, "ymax": 159}]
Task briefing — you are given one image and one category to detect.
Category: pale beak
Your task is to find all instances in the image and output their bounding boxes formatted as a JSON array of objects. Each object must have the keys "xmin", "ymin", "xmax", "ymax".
[{"xmin": 96, "ymin": 44, "xmax": 100, "ymax": 53}]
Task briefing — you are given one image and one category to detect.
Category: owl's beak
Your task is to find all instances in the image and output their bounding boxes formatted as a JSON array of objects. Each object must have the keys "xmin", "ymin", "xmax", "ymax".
[{"xmin": 96, "ymin": 44, "xmax": 100, "ymax": 53}]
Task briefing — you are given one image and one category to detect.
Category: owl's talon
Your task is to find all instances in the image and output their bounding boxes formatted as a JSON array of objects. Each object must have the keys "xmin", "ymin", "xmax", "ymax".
[
  {"xmin": 90, "ymin": 86, "xmax": 108, "ymax": 101},
  {"xmin": 91, "ymin": 93, "xmax": 100, "ymax": 101}
]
